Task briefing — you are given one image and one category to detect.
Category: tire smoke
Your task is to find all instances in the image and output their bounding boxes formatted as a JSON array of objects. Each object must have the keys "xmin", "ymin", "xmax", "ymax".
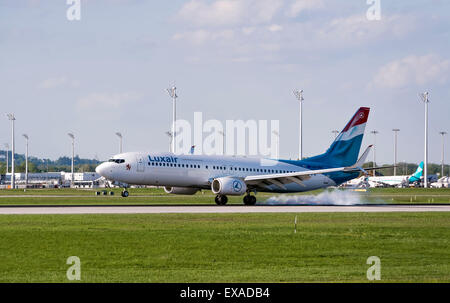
[{"xmin": 261, "ymin": 189, "xmax": 377, "ymax": 206}]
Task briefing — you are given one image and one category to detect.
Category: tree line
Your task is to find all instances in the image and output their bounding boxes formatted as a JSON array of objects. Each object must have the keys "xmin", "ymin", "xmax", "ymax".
[{"xmin": 0, "ymin": 150, "xmax": 100, "ymax": 174}]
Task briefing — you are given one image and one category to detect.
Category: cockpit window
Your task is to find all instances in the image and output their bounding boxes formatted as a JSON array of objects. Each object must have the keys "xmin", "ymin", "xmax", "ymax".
[{"xmin": 108, "ymin": 159, "xmax": 125, "ymax": 164}]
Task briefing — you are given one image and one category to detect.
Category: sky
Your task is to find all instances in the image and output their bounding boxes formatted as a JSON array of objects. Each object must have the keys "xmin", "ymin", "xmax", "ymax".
[{"xmin": 0, "ymin": 0, "xmax": 449, "ymax": 164}]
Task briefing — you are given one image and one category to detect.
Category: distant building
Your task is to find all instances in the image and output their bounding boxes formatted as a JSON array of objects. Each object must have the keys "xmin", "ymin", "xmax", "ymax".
[{"xmin": 0, "ymin": 172, "xmax": 105, "ymax": 189}]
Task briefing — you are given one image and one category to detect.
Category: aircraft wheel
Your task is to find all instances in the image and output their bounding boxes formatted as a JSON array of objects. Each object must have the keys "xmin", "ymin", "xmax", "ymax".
[
  {"xmin": 121, "ymin": 190, "xmax": 129, "ymax": 198},
  {"xmin": 215, "ymin": 195, "xmax": 228, "ymax": 205},
  {"xmin": 243, "ymin": 195, "xmax": 256, "ymax": 205}
]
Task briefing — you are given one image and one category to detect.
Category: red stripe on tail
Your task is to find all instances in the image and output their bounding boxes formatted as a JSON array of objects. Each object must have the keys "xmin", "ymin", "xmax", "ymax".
[{"xmin": 342, "ymin": 107, "xmax": 370, "ymax": 132}]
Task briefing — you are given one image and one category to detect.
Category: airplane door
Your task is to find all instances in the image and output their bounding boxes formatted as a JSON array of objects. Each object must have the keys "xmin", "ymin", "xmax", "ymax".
[{"xmin": 136, "ymin": 156, "xmax": 145, "ymax": 172}]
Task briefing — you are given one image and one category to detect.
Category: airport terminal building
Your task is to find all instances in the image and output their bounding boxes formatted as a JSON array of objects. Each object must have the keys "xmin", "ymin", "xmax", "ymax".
[{"xmin": 0, "ymin": 172, "xmax": 104, "ymax": 189}]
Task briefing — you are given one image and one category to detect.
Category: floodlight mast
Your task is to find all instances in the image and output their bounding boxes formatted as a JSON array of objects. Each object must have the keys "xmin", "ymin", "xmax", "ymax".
[
  {"xmin": 439, "ymin": 131, "xmax": 447, "ymax": 177},
  {"xmin": 370, "ymin": 130, "xmax": 379, "ymax": 176},
  {"xmin": 165, "ymin": 131, "xmax": 173, "ymax": 152},
  {"xmin": 6, "ymin": 114, "xmax": 15, "ymax": 189},
  {"xmin": 4, "ymin": 143, "xmax": 9, "ymax": 174},
  {"xmin": 419, "ymin": 92, "xmax": 430, "ymax": 188},
  {"xmin": 68, "ymin": 133, "xmax": 75, "ymax": 187},
  {"xmin": 167, "ymin": 85, "xmax": 178, "ymax": 154},
  {"xmin": 293, "ymin": 89, "xmax": 304, "ymax": 160},
  {"xmin": 392, "ymin": 129, "xmax": 400, "ymax": 176},
  {"xmin": 23, "ymin": 134, "xmax": 29, "ymax": 188},
  {"xmin": 115, "ymin": 132, "xmax": 123, "ymax": 154}
]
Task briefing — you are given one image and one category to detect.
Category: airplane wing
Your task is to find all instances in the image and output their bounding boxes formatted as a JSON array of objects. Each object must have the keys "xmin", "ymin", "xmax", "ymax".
[{"xmin": 244, "ymin": 145, "xmax": 373, "ymax": 190}]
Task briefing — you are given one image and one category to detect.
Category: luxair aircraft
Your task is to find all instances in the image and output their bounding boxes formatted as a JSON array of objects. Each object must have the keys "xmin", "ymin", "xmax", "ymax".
[{"xmin": 96, "ymin": 107, "xmax": 376, "ymax": 205}]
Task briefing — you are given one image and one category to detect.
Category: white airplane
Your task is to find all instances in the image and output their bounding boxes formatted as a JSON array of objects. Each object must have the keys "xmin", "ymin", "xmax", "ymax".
[
  {"xmin": 96, "ymin": 107, "xmax": 374, "ymax": 205},
  {"xmin": 368, "ymin": 162, "xmax": 424, "ymax": 188},
  {"xmin": 430, "ymin": 176, "xmax": 449, "ymax": 188}
]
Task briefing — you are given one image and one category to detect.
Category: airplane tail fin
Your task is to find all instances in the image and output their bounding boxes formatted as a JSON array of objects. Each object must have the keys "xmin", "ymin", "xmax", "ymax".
[
  {"xmin": 307, "ymin": 107, "xmax": 370, "ymax": 167},
  {"xmin": 409, "ymin": 161, "xmax": 424, "ymax": 182}
]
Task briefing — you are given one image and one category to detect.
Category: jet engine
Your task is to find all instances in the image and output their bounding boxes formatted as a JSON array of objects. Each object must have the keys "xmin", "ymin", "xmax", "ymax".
[
  {"xmin": 164, "ymin": 186, "xmax": 199, "ymax": 195},
  {"xmin": 211, "ymin": 177, "xmax": 247, "ymax": 196}
]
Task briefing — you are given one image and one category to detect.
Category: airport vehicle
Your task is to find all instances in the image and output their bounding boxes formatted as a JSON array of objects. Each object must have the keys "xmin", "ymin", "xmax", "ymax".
[
  {"xmin": 96, "ymin": 107, "xmax": 376, "ymax": 205},
  {"xmin": 367, "ymin": 162, "xmax": 424, "ymax": 188}
]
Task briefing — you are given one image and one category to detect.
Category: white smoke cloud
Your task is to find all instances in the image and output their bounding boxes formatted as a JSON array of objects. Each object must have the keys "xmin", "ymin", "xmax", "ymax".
[{"xmin": 261, "ymin": 189, "xmax": 377, "ymax": 205}]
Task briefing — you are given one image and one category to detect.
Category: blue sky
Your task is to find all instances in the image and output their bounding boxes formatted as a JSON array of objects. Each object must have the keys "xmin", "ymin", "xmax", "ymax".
[{"xmin": 0, "ymin": 0, "xmax": 449, "ymax": 164}]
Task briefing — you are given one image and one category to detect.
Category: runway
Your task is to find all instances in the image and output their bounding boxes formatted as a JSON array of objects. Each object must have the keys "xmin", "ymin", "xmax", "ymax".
[{"xmin": 1, "ymin": 204, "xmax": 450, "ymax": 215}]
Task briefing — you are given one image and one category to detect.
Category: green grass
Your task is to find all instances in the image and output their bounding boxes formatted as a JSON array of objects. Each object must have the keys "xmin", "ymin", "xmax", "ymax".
[
  {"xmin": 0, "ymin": 212, "xmax": 449, "ymax": 282},
  {"xmin": 1, "ymin": 187, "xmax": 450, "ymax": 205}
]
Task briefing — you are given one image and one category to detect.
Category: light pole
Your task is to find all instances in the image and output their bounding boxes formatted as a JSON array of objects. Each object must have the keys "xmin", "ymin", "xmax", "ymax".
[
  {"xmin": 6, "ymin": 114, "xmax": 15, "ymax": 189},
  {"xmin": 419, "ymin": 92, "xmax": 430, "ymax": 188},
  {"xmin": 4, "ymin": 143, "xmax": 9, "ymax": 174},
  {"xmin": 165, "ymin": 131, "xmax": 173, "ymax": 152},
  {"xmin": 293, "ymin": 89, "xmax": 304, "ymax": 160},
  {"xmin": 115, "ymin": 132, "xmax": 123, "ymax": 154},
  {"xmin": 439, "ymin": 131, "xmax": 447, "ymax": 177},
  {"xmin": 332, "ymin": 130, "xmax": 339, "ymax": 140},
  {"xmin": 392, "ymin": 129, "xmax": 400, "ymax": 176},
  {"xmin": 68, "ymin": 133, "xmax": 75, "ymax": 187},
  {"xmin": 272, "ymin": 130, "xmax": 279, "ymax": 158},
  {"xmin": 218, "ymin": 130, "xmax": 226, "ymax": 155},
  {"xmin": 167, "ymin": 85, "xmax": 178, "ymax": 154},
  {"xmin": 371, "ymin": 130, "xmax": 379, "ymax": 176},
  {"xmin": 23, "ymin": 134, "xmax": 29, "ymax": 188}
]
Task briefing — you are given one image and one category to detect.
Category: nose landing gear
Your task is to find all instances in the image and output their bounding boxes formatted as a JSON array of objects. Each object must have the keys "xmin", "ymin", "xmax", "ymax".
[{"xmin": 121, "ymin": 189, "xmax": 129, "ymax": 197}]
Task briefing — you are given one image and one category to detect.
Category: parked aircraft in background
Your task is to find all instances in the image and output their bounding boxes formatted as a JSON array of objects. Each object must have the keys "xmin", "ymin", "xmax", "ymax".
[
  {"xmin": 367, "ymin": 162, "xmax": 424, "ymax": 188},
  {"xmin": 431, "ymin": 177, "xmax": 450, "ymax": 188}
]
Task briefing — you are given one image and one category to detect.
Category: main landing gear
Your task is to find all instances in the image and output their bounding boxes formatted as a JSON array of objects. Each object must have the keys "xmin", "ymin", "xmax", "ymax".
[
  {"xmin": 214, "ymin": 193, "xmax": 257, "ymax": 206},
  {"xmin": 215, "ymin": 195, "xmax": 228, "ymax": 205},
  {"xmin": 243, "ymin": 194, "xmax": 257, "ymax": 206}
]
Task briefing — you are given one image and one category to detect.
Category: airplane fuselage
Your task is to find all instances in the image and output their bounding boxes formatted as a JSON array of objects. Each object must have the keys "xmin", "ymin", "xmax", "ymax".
[{"xmin": 96, "ymin": 152, "xmax": 356, "ymax": 193}]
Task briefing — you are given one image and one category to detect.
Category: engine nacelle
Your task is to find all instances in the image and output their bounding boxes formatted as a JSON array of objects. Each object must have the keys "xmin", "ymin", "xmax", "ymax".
[
  {"xmin": 211, "ymin": 177, "xmax": 247, "ymax": 196},
  {"xmin": 164, "ymin": 186, "xmax": 199, "ymax": 195}
]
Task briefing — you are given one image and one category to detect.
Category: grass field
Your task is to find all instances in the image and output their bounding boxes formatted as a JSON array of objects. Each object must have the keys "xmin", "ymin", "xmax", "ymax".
[
  {"xmin": 0, "ymin": 187, "xmax": 450, "ymax": 205},
  {"xmin": 0, "ymin": 212, "xmax": 449, "ymax": 282}
]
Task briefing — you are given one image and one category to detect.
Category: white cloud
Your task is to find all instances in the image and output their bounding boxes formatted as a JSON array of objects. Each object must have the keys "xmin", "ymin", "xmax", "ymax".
[
  {"xmin": 372, "ymin": 54, "xmax": 450, "ymax": 88},
  {"xmin": 173, "ymin": 29, "xmax": 234, "ymax": 45},
  {"xmin": 242, "ymin": 27, "xmax": 256, "ymax": 35},
  {"xmin": 315, "ymin": 14, "xmax": 414, "ymax": 47},
  {"xmin": 176, "ymin": 0, "xmax": 283, "ymax": 27},
  {"xmin": 287, "ymin": 0, "xmax": 324, "ymax": 17},
  {"xmin": 268, "ymin": 24, "xmax": 283, "ymax": 32},
  {"xmin": 76, "ymin": 92, "xmax": 140, "ymax": 110},
  {"xmin": 38, "ymin": 76, "xmax": 79, "ymax": 89}
]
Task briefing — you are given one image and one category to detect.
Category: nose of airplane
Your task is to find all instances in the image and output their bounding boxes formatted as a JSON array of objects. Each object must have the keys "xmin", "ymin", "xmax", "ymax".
[{"xmin": 96, "ymin": 162, "xmax": 108, "ymax": 176}]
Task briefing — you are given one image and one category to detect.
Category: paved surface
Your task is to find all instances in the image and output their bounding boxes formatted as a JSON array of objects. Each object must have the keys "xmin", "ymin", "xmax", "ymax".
[{"xmin": 1, "ymin": 204, "xmax": 450, "ymax": 215}]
